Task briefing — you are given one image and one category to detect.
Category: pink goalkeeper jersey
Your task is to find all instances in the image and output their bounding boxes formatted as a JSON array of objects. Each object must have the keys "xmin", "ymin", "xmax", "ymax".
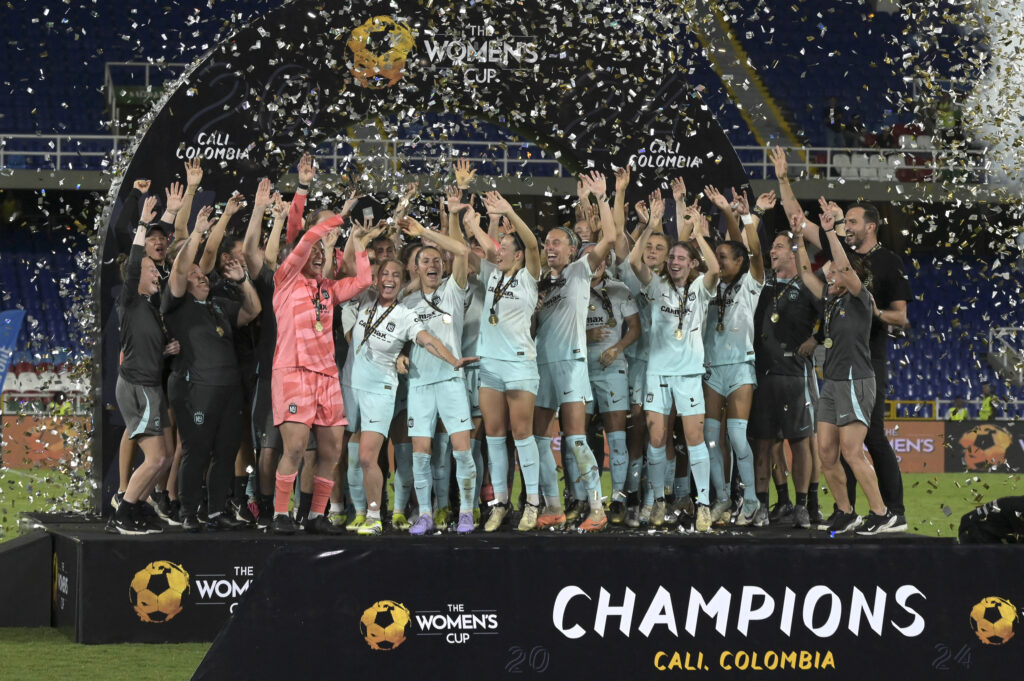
[{"xmin": 273, "ymin": 216, "xmax": 371, "ymax": 376}]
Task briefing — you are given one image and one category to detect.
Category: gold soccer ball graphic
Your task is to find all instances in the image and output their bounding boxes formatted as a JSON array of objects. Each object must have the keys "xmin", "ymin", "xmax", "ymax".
[
  {"xmin": 129, "ymin": 561, "xmax": 191, "ymax": 623},
  {"xmin": 346, "ymin": 16, "xmax": 415, "ymax": 89},
  {"xmin": 360, "ymin": 600, "xmax": 412, "ymax": 650},
  {"xmin": 959, "ymin": 424, "xmax": 1012, "ymax": 471},
  {"xmin": 969, "ymin": 596, "xmax": 1018, "ymax": 645}
]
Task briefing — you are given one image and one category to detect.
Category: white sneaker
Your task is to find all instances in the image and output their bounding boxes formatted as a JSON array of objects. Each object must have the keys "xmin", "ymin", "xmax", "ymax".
[
  {"xmin": 484, "ymin": 502, "xmax": 509, "ymax": 532},
  {"xmin": 696, "ymin": 504, "xmax": 712, "ymax": 532},
  {"xmin": 650, "ymin": 499, "xmax": 667, "ymax": 528}
]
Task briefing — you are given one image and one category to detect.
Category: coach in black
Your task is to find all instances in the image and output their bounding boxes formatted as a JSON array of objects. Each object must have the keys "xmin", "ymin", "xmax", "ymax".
[{"xmin": 162, "ymin": 225, "xmax": 261, "ymax": 531}]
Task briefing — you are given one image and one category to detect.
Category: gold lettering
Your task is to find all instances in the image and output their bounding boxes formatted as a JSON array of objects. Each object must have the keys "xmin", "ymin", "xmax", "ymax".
[
  {"xmin": 667, "ymin": 652, "xmax": 682, "ymax": 670},
  {"xmin": 735, "ymin": 651, "xmax": 749, "ymax": 670},
  {"xmin": 653, "ymin": 651, "xmax": 667, "ymax": 671},
  {"xmin": 764, "ymin": 651, "xmax": 778, "ymax": 670},
  {"xmin": 720, "ymin": 651, "xmax": 733, "ymax": 671},
  {"xmin": 781, "ymin": 651, "xmax": 796, "ymax": 668},
  {"xmin": 822, "ymin": 651, "xmax": 835, "ymax": 669},
  {"xmin": 799, "ymin": 650, "xmax": 812, "ymax": 670}
]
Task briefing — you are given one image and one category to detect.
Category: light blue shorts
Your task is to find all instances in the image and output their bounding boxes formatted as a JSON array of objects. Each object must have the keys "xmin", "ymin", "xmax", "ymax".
[
  {"xmin": 628, "ymin": 358, "xmax": 647, "ymax": 407},
  {"xmin": 408, "ymin": 378, "xmax": 473, "ymax": 438},
  {"xmin": 536, "ymin": 359, "xmax": 593, "ymax": 411},
  {"xmin": 463, "ymin": 366, "xmax": 481, "ymax": 418},
  {"xmin": 703, "ymin": 361, "xmax": 757, "ymax": 398},
  {"xmin": 587, "ymin": 364, "xmax": 630, "ymax": 414},
  {"xmin": 349, "ymin": 386, "xmax": 397, "ymax": 436},
  {"xmin": 479, "ymin": 357, "xmax": 540, "ymax": 395},
  {"xmin": 645, "ymin": 374, "xmax": 704, "ymax": 417}
]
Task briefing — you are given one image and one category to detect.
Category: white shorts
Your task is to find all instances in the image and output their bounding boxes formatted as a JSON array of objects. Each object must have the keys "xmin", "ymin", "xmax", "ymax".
[
  {"xmin": 536, "ymin": 359, "xmax": 593, "ymax": 411},
  {"xmin": 645, "ymin": 374, "xmax": 704, "ymax": 417},
  {"xmin": 587, "ymin": 364, "xmax": 630, "ymax": 415},
  {"xmin": 407, "ymin": 378, "xmax": 473, "ymax": 438},
  {"xmin": 703, "ymin": 361, "xmax": 757, "ymax": 398},
  {"xmin": 479, "ymin": 357, "xmax": 539, "ymax": 395},
  {"xmin": 463, "ymin": 366, "xmax": 481, "ymax": 418},
  {"xmin": 348, "ymin": 386, "xmax": 397, "ymax": 436},
  {"xmin": 628, "ymin": 358, "xmax": 647, "ymax": 407}
]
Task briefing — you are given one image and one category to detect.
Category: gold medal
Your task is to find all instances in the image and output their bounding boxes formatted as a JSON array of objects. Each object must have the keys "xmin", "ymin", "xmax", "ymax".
[
  {"xmin": 489, "ymin": 313, "xmax": 499, "ymax": 325},
  {"xmin": 216, "ymin": 326, "xmax": 224, "ymax": 337},
  {"xmin": 607, "ymin": 318, "xmax": 617, "ymax": 328},
  {"xmin": 588, "ymin": 304, "xmax": 596, "ymax": 311},
  {"xmin": 674, "ymin": 329, "xmax": 684, "ymax": 340},
  {"xmin": 824, "ymin": 338, "xmax": 834, "ymax": 349},
  {"xmin": 770, "ymin": 312, "xmax": 780, "ymax": 324},
  {"xmin": 315, "ymin": 321, "xmax": 323, "ymax": 333},
  {"xmin": 716, "ymin": 322, "xmax": 725, "ymax": 333},
  {"xmin": 442, "ymin": 313, "xmax": 453, "ymax": 325}
]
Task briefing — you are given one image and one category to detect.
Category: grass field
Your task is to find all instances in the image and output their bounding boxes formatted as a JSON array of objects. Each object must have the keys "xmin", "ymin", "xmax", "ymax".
[{"xmin": 0, "ymin": 467, "xmax": 1020, "ymax": 681}]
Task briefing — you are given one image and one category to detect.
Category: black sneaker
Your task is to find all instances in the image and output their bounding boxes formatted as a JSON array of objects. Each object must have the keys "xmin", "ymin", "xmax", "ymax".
[
  {"xmin": 768, "ymin": 501, "xmax": 794, "ymax": 524},
  {"xmin": 256, "ymin": 499, "xmax": 273, "ymax": 530},
  {"xmin": 228, "ymin": 499, "xmax": 256, "ymax": 526},
  {"xmin": 815, "ymin": 509, "xmax": 837, "ymax": 531},
  {"xmin": 304, "ymin": 515, "xmax": 344, "ymax": 535},
  {"xmin": 206, "ymin": 513, "xmax": 247, "ymax": 531},
  {"xmin": 110, "ymin": 491, "xmax": 125, "ymax": 512},
  {"xmin": 140, "ymin": 513, "xmax": 165, "ymax": 535},
  {"xmin": 148, "ymin": 491, "xmax": 178, "ymax": 525},
  {"xmin": 271, "ymin": 514, "xmax": 300, "ymax": 535},
  {"xmin": 808, "ymin": 507, "xmax": 824, "ymax": 526},
  {"xmin": 857, "ymin": 510, "xmax": 897, "ymax": 535},
  {"xmin": 106, "ymin": 504, "xmax": 148, "ymax": 535},
  {"xmin": 826, "ymin": 510, "xmax": 862, "ymax": 535},
  {"xmin": 881, "ymin": 513, "xmax": 907, "ymax": 533},
  {"xmin": 182, "ymin": 513, "xmax": 202, "ymax": 533}
]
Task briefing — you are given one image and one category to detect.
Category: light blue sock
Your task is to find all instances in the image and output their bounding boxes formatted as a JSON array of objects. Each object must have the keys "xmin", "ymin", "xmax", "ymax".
[
  {"xmin": 535, "ymin": 436, "xmax": 560, "ymax": 506},
  {"xmin": 689, "ymin": 442, "xmax": 711, "ymax": 506},
  {"xmin": 727, "ymin": 418, "xmax": 758, "ymax": 504},
  {"xmin": 485, "ymin": 436, "xmax": 509, "ymax": 503},
  {"xmin": 514, "ymin": 437, "xmax": 541, "ymax": 504},
  {"xmin": 393, "ymin": 442, "xmax": 413, "ymax": 516},
  {"xmin": 346, "ymin": 440, "xmax": 365, "ymax": 513},
  {"xmin": 412, "ymin": 451, "xmax": 433, "ymax": 517},
  {"xmin": 568, "ymin": 435, "xmax": 601, "ymax": 505},
  {"xmin": 607, "ymin": 431, "xmax": 628, "ymax": 497},
  {"xmin": 704, "ymin": 418, "xmax": 729, "ymax": 502},
  {"xmin": 452, "ymin": 449, "xmax": 476, "ymax": 513},
  {"xmin": 646, "ymin": 444, "xmax": 667, "ymax": 501},
  {"xmin": 471, "ymin": 438, "xmax": 484, "ymax": 507},
  {"xmin": 626, "ymin": 457, "xmax": 643, "ymax": 494},
  {"xmin": 562, "ymin": 443, "xmax": 585, "ymax": 501},
  {"xmin": 431, "ymin": 432, "xmax": 451, "ymax": 511}
]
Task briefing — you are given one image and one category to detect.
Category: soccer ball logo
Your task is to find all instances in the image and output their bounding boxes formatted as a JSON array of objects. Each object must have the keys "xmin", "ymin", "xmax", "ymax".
[
  {"xmin": 969, "ymin": 596, "xmax": 1019, "ymax": 645},
  {"xmin": 129, "ymin": 561, "xmax": 191, "ymax": 623},
  {"xmin": 346, "ymin": 16, "xmax": 415, "ymax": 89},
  {"xmin": 360, "ymin": 600, "xmax": 412, "ymax": 650},
  {"xmin": 959, "ymin": 424, "xmax": 1012, "ymax": 470}
]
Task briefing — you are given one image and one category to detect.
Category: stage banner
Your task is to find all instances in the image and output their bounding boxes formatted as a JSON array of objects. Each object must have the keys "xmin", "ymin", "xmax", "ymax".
[
  {"xmin": 0, "ymin": 309, "xmax": 25, "ymax": 392},
  {"xmin": 94, "ymin": 0, "xmax": 750, "ymax": 512},
  {"xmin": 782, "ymin": 420, "xmax": 945, "ymax": 474},
  {"xmin": 944, "ymin": 420, "xmax": 1024, "ymax": 473},
  {"xmin": 195, "ymin": 537, "xmax": 1023, "ymax": 680}
]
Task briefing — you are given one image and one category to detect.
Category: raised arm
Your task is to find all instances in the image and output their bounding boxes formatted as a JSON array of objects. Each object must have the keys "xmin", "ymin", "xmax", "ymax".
[
  {"xmin": 175, "ymin": 159, "xmax": 203, "ymax": 242},
  {"xmin": 287, "ymin": 152, "xmax": 315, "ymax": 244},
  {"xmin": 482, "ymin": 191, "xmax": 540, "ymax": 278},
  {"xmin": 277, "ymin": 213, "xmax": 344, "ymax": 282},
  {"xmin": 705, "ymin": 185, "xmax": 741, "ymax": 242},
  {"xmin": 581, "ymin": 171, "xmax": 617, "ymax": 270},
  {"xmin": 469, "ymin": 211, "xmax": 499, "ymax": 264},
  {"xmin": 791, "ymin": 215, "xmax": 824, "ymax": 299},
  {"xmin": 647, "ymin": 189, "xmax": 665, "ymax": 235},
  {"xmin": 734, "ymin": 189, "xmax": 765, "ymax": 284},
  {"xmin": 612, "ymin": 166, "xmax": 632, "ymax": 261},
  {"xmin": 819, "ymin": 212, "xmax": 862, "ymax": 296},
  {"xmin": 113, "ymin": 179, "xmax": 150, "ymax": 254},
  {"xmin": 771, "ymin": 146, "xmax": 823, "ymax": 248},
  {"xmin": 693, "ymin": 217, "xmax": 721, "ymax": 293},
  {"xmin": 169, "ymin": 223, "xmax": 204, "ymax": 299},
  {"xmin": 327, "ymin": 225, "xmax": 372, "ymax": 303},
  {"xmin": 200, "ymin": 193, "xmax": 244, "ymax": 274},
  {"xmin": 243, "ymin": 178, "xmax": 273, "ymax": 275},
  {"xmin": 156, "ymin": 183, "xmax": 185, "ymax": 236},
  {"xmin": 221, "ymin": 258, "xmax": 261, "ymax": 326},
  {"xmin": 629, "ymin": 222, "xmax": 654, "ymax": 286}
]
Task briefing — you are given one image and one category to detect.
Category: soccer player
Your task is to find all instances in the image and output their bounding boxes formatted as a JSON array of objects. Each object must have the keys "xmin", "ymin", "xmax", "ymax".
[
  {"xmin": 530, "ymin": 171, "xmax": 619, "ymax": 532},
  {"xmin": 701, "ymin": 190, "xmax": 768, "ymax": 526},
  {"xmin": 792, "ymin": 213, "xmax": 895, "ymax": 534},
  {"xmin": 467, "ymin": 191, "xmax": 542, "ymax": 532},
  {"xmin": 269, "ymin": 212, "xmax": 372, "ymax": 535},
  {"xmin": 630, "ymin": 205, "xmax": 720, "ymax": 532}
]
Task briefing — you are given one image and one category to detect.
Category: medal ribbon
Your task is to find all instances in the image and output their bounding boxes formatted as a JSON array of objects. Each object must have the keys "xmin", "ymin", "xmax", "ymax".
[
  {"xmin": 489, "ymin": 268, "xmax": 520, "ymax": 320},
  {"xmin": 421, "ymin": 290, "xmax": 450, "ymax": 319},
  {"xmin": 358, "ymin": 298, "xmax": 399, "ymax": 351},
  {"xmin": 590, "ymin": 281, "xmax": 615, "ymax": 323}
]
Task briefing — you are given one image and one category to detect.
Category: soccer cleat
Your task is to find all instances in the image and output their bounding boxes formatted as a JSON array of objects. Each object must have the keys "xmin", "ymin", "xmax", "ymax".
[
  {"xmin": 346, "ymin": 513, "xmax": 367, "ymax": 532},
  {"xmin": 564, "ymin": 499, "xmax": 583, "ymax": 523},
  {"xmin": 328, "ymin": 511, "xmax": 347, "ymax": 527},
  {"xmin": 650, "ymin": 499, "xmax": 667, "ymax": 528},
  {"xmin": 881, "ymin": 513, "xmax": 907, "ymax": 533},
  {"xmin": 229, "ymin": 499, "xmax": 256, "ymax": 526},
  {"xmin": 409, "ymin": 513, "xmax": 435, "ymax": 536},
  {"xmin": 638, "ymin": 504, "xmax": 652, "ymax": 525},
  {"xmin": 456, "ymin": 512, "xmax": 475, "ymax": 534},
  {"xmin": 607, "ymin": 500, "xmax": 626, "ymax": 525},
  {"xmin": 207, "ymin": 513, "xmax": 247, "ymax": 531},
  {"xmin": 434, "ymin": 507, "xmax": 451, "ymax": 529},
  {"xmin": 856, "ymin": 509, "xmax": 897, "ymax": 535},
  {"xmin": 625, "ymin": 506, "xmax": 641, "ymax": 528},
  {"xmin": 668, "ymin": 496, "xmax": 695, "ymax": 523},
  {"xmin": 709, "ymin": 499, "xmax": 732, "ymax": 525},
  {"xmin": 578, "ymin": 507, "xmax": 608, "ymax": 532},
  {"xmin": 484, "ymin": 502, "xmax": 510, "ymax": 532},
  {"xmin": 734, "ymin": 500, "xmax": 761, "ymax": 527},
  {"xmin": 473, "ymin": 508, "xmax": 481, "ymax": 527},
  {"xmin": 181, "ymin": 513, "xmax": 202, "ymax": 533},
  {"xmin": 537, "ymin": 507, "xmax": 567, "ymax": 530},
  {"xmin": 517, "ymin": 503, "xmax": 540, "ymax": 531},
  {"xmin": 391, "ymin": 512, "xmax": 411, "ymax": 531},
  {"xmin": 270, "ymin": 514, "xmax": 299, "ymax": 535},
  {"xmin": 304, "ymin": 515, "xmax": 344, "ymax": 535},
  {"xmin": 827, "ymin": 510, "xmax": 862, "ymax": 535},
  {"xmin": 792, "ymin": 504, "xmax": 811, "ymax": 529},
  {"xmin": 357, "ymin": 518, "xmax": 383, "ymax": 535},
  {"xmin": 110, "ymin": 491, "xmax": 125, "ymax": 511},
  {"xmin": 695, "ymin": 504, "xmax": 712, "ymax": 532},
  {"xmin": 769, "ymin": 500, "xmax": 794, "ymax": 524}
]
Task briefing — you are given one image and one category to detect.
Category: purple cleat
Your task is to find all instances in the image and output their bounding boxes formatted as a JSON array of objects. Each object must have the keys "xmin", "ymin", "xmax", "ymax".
[
  {"xmin": 456, "ymin": 511, "xmax": 474, "ymax": 534},
  {"xmin": 409, "ymin": 513, "xmax": 435, "ymax": 536}
]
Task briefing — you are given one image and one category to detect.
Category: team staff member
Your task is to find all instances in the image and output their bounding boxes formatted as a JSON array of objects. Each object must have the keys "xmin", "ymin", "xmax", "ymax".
[
  {"xmin": 162, "ymin": 223, "xmax": 261, "ymax": 532},
  {"xmin": 773, "ymin": 147, "xmax": 910, "ymax": 532},
  {"xmin": 793, "ymin": 213, "xmax": 895, "ymax": 534},
  {"xmin": 468, "ymin": 191, "xmax": 543, "ymax": 532},
  {"xmin": 269, "ymin": 212, "xmax": 372, "ymax": 535},
  {"xmin": 109, "ymin": 223, "xmax": 178, "ymax": 535},
  {"xmin": 630, "ymin": 207, "xmax": 720, "ymax": 532},
  {"xmin": 749, "ymin": 232, "xmax": 822, "ymax": 528},
  {"xmin": 532, "ymin": 171, "xmax": 619, "ymax": 532}
]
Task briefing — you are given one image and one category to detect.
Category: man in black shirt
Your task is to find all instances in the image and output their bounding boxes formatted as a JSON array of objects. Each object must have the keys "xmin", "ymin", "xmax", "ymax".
[{"xmin": 161, "ymin": 225, "xmax": 261, "ymax": 531}]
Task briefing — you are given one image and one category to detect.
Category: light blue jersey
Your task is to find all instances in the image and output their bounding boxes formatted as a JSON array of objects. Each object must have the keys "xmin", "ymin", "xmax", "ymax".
[
  {"xmin": 644, "ymin": 274, "xmax": 713, "ymax": 377},
  {"xmin": 536, "ymin": 257, "xmax": 592, "ymax": 365},
  {"xmin": 405, "ymin": 276, "xmax": 468, "ymax": 387},
  {"xmin": 350, "ymin": 291, "xmax": 425, "ymax": 395},
  {"xmin": 704, "ymin": 271, "xmax": 763, "ymax": 367},
  {"xmin": 478, "ymin": 260, "xmax": 539, "ymax": 362},
  {"xmin": 586, "ymin": 277, "xmax": 637, "ymax": 371},
  {"xmin": 619, "ymin": 265, "xmax": 651, "ymax": 362},
  {"xmin": 461, "ymin": 273, "xmax": 485, "ymax": 359}
]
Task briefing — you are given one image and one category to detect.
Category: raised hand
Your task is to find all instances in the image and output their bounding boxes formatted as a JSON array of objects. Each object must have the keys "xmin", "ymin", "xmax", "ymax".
[
  {"xmin": 463, "ymin": 205, "xmax": 481, "ymax": 233},
  {"xmin": 184, "ymin": 158, "xmax": 203, "ymax": 188},
  {"xmin": 481, "ymin": 191, "xmax": 513, "ymax": 216},
  {"xmin": 398, "ymin": 216, "xmax": 427, "ymax": 238},
  {"xmin": 670, "ymin": 176, "xmax": 687, "ymax": 202},
  {"xmin": 133, "ymin": 179, "xmax": 152, "ymax": 194},
  {"xmin": 253, "ymin": 178, "xmax": 273, "ymax": 212},
  {"xmin": 581, "ymin": 171, "xmax": 607, "ymax": 200},
  {"xmin": 401, "ymin": 181, "xmax": 419, "ymax": 202},
  {"xmin": 445, "ymin": 185, "xmax": 468, "ymax": 213},
  {"xmin": 703, "ymin": 185, "xmax": 731, "ymax": 212},
  {"xmin": 340, "ymin": 190, "xmax": 360, "ymax": 218},
  {"xmin": 614, "ymin": 165, "xmax": 631, "ymax": 193},
  {"xmin": 789, "ymin": 212, "xmax": 805, "ymax": 238},
  {"xmin": 140, "ymin": 196, "xmax": 159, "ymax": 224},
  {"xmin": 648, "ymin": 190, "xmax": 665, "ymax": 222},
  {"xmin": 756, "ymin": 190, "xmax": 778, "ymax": 210},
  {"xmin": 224, "ymin": 193, "xmax": 245, "ymax": 216},
  {"xmin": 297, "ymin": 153, "xmax": 315, "ymax": 186},
  {"xmin": 732, "ymin": 188, "xmax": 750, "ymax": 216},
  {"xmin": 819, "ymin": 210, "xmax": 835, "ymax": 232},
  {"xmin": 818, "ymin": 196, "xmax": 843, "ymax": 221},
  {"xmin": 770, "ymin": 146, "xmax": 788, "ymax": 180},
  {"xmin": 634, "ymin": 200, "xmax": 650, "ymax": 225},
  {"xmin": 453, "ymin": 159, "xmax": 477, "ymax": 189},
  {"xmin": 165, "ymin": 182, "xmax": 185, "ymax": 213},
  {"xmin": 270, "ymin": 193, "xmax": 287, "ymax": 220},
  {"xmin": 323, "ymin": 226, "xmax": 341, "ymax": 252},
  {"xmin": 194, "ymin": 205, "xmax": 216, "ymax": 234},
  {"xmin": 223, "ymin": 258, "xmax": 246, "ymax": 282}
]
